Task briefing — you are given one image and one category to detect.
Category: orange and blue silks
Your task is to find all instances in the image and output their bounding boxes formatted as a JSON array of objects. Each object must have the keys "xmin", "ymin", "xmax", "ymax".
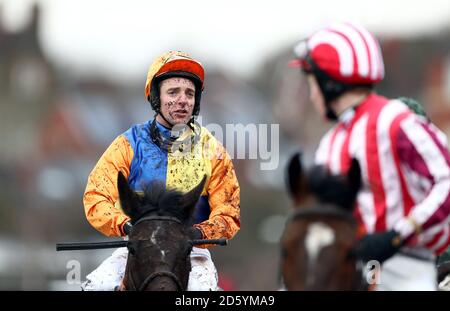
[{"xmin": 83, "ymin": 120, "xmax": 240, "ymax": 246}]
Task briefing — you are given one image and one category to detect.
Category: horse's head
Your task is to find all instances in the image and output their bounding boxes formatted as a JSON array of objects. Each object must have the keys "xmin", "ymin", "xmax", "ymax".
[
  {"xmin": 285, "ymin": 152, "xmax": 361, "ymax": 210},
  {"xmin": 281, "ymin": 153, "xmax": 364, "ymax": 290},
  {"xmin": 117, "ymin": 171, "xmax": 206, "ymax": 291}
]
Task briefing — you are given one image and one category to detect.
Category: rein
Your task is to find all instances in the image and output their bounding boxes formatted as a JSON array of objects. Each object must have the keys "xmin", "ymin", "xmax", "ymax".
[{"xmin": 56, "ymin": 215, "xmax": 227, "ymax": 291}]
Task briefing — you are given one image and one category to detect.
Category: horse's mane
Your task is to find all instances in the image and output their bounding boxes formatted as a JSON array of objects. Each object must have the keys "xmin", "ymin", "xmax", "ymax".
[
  {"xmin": 307, "ymin": 162, "xmax": 361, "ymax": 211},
  {"xmin": 133, "ymin": 181, "xmax": 193, "ymax": 224}
]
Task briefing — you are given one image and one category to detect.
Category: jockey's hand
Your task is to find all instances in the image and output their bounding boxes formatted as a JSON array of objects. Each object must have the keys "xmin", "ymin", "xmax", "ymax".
[
  {"xmin": 123, "ymin": 222, "xmax": 132, "ymax": 235},
  {"xmin": 352, "ymin": 230, "xmax": 403, "ymax": 264},
  {"xmin": 187, "ymin": 227, "xmax": 203, "ymax": 240}
]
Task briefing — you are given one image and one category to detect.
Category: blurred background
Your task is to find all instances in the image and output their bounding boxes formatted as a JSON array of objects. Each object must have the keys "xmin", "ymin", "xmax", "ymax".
[{"xmin": 1, "ymin": 0, "xmax": 450, "ymax": 290}]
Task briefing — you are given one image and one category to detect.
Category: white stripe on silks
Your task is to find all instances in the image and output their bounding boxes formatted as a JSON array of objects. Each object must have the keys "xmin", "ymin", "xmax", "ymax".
[
  {"xmin": 348, "ymin": 115, "xmax": 376, "ymax": 233},
  {"xmin": 350, "ymin": 23, "xmax": 383, "ymax": 80},
  {"xmin": 431, "ymin": 225, "xmax": 450, "ymax": 252},
  {"xmin": 401, "ymin": 163, "xmax": 431, "ymax": 204},
  {"xmin": 315, "ymin": 128, "xmax": 335, "ymax": 166},
  {"xmin": 348, "ymin": 114, "xmax": 369, "ymax": 182},
  {"xmin": 401, "ymin": 116, "xmax": 450, "ymax": 182},
  {"xmin": 308, "ymin": 30, "xmax": 354, "ymax": 77},
  {"xmin": 358, "ymin": 188, "xmax": 377, "ymax": 233},
  {"xmin": 328, "ymin": 23, "xmax": 370, "ymax": 78},
  {"xmin": 329, "ymin": 129, "xmax": 346, "ymax": 174},
  {"xmin": 413, "ymin": 179, "xmax": 450, "ymax": 226},
  {"xmin": 395, "ymin": 103, "xmax": 435, "ymax": 204},
  {"xmin": 377, "ymin": 101, "xmax": 408, "ymax": 229},
  {"xmin": 400, "ymin": 116, "xmax": 450, "ymax": 225},
  {"xmin": 429, "ymin": 123, "xmax": 449, "ymax": 148},
  {"xmin": 419, "ymin": 213, "xmax": 450, "ymax": 245}
]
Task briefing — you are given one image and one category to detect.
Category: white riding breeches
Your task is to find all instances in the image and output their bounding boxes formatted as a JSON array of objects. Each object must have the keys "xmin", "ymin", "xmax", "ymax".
[
  {"xmin": 375, "ymin": 252, "xmax": 437, "ymax": 291},
  {"xmin": 81, "ymin": 247, "xmax": 218, "ymax": 291}
]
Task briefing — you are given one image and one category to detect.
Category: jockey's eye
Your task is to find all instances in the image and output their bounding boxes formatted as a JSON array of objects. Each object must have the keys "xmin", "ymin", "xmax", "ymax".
[
  {"xmin": 166, "ymin": 89, "xmax": 179, "ymax": 97},
  {"xmin": 186, "ymin": 90, "xmax": 195, "ymax": 98}
]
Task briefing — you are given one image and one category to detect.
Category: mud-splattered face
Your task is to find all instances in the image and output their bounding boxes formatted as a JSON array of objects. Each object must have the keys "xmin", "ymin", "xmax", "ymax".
[{"xmin": 157, "ymin": 77, "xmax": 196, "ymax": 127}]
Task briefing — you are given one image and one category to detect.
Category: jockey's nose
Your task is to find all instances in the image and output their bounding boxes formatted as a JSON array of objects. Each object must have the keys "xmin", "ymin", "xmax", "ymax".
[
  {"xmin": 176, "ymin": 94, "xmax": 190, "ymax": 107},
  {"xmin": 177, "ymin": 97, "xmax": 188, "ymax": 106}
]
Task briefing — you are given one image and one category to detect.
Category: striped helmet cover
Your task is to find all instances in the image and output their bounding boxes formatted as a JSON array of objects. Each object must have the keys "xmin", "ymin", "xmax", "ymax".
[{"xmin": 293, "ymin": 22, "xmax": 385, "ymax": 85}]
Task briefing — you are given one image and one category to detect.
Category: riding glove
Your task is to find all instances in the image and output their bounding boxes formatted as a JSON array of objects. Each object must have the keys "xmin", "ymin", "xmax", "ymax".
[
  {"xmin": 187, "ymin": 227, "xmax": 203, "ymax": 240},
  {"xmin": 123, "ymin": 222, "xmax": 133, "ymax": 235},
  {"xmin": 352, "ymin": 229, "xmax": 403, "ymax": 264}
]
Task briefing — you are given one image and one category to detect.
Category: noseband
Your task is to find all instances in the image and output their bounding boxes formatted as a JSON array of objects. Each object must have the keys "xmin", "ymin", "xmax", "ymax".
[
  {"xmin": 126, "ymin": 215, "xmax": 186, "ymax": 291},
  {"xmin": 129, "ymin": 268, "xmax": 184, "ymax": 292}
]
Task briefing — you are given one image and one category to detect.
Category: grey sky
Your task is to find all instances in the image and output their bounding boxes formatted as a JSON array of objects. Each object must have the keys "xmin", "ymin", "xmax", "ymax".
[{"xmin": 2, "ymin": 0, "xmax": 450, "ymax": 80}]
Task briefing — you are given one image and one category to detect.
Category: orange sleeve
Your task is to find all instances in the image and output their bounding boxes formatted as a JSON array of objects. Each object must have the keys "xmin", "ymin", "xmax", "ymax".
[
  {"xmin": 194, "ymin": 142, "xmax": 241, "ymax": 241},
  {"xmin": 83, "ymin": 134, "xmax": 134, "ymax": 237}
]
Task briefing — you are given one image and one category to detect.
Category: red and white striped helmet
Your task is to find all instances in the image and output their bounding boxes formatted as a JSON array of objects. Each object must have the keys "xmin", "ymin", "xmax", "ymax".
[{"xmin": 292, "ymin": 22, "xmax": 385, "ymax": 85}]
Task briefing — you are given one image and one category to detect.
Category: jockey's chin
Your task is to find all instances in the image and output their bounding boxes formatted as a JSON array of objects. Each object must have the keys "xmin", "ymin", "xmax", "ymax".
[{"xmin": 169, "ymin": 112, "xmax": 193, "ymax": 126}]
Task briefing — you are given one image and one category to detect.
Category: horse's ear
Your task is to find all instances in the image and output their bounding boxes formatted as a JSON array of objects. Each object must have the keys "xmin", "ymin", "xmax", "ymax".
[
  {"xmin": 285, "ymin": 152, "xmax": 306, "ymax": 205},
  {"xmin": 347, "ymin": 158, "xmax": 362, "ymax": 196},
  {"xmin": 180, "ymin": 175, "xmax": 207, "ymax": 214},
  {"xmin": 117, "ymin": 171, "xmax": 140, "ymax": 220}
]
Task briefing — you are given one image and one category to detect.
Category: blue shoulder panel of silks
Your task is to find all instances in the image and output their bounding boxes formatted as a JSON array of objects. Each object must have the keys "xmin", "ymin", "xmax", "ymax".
[
  {"xmin": 191, "ymin": 196, "xmax": 211, "ymax": 225},
  {"xmin": 123, "ymin": 120, "xmax": 168, "ymax": 191},
  {"xmin": 124, "ymin": 120, "xmax": 211, "ymax": 224}
]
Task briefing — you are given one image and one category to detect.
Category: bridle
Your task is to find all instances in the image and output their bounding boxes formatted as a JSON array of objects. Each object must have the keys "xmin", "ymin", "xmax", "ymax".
[
  {"xmin": 127, "ymin": 266, "xmax": 184, "ymax": 292},
  {"xmin": 56, "ymin": 216, "xmax": 228, "ymax": 290},
  {"xmin": 125, "ymin": 215, "xmax": 186, "ymax": 291}
]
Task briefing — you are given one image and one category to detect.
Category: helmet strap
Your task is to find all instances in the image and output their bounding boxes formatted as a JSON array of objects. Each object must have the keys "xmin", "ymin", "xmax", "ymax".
[
  {"xmin": 325, "ymin": 106, "xmax": 338, "ymax": 121},
  {"xmin": 150, "ymin": 117, "xmax": 201, "ymax": 153},
  {"xmin": 187, "ymin": 116, "xmax": 196, "ymax": 130},
  {"xmin": 310, "ymin": 64, "xmax": 371, "ymax": 121},
  {"xmin": 150, "ymin": 118, "xmax": 177, "ymax": 152},
  {"xmin": 156, "ymin": 110, "xmax": 176, "ymax": 129}
]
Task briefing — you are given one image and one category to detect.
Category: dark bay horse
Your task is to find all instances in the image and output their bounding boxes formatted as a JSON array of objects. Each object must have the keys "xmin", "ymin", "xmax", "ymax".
[
  {"xmin": 280, "ymin": 153, "xmax": 365, "ymax": 290},
  {"xmin": 117, "ymin": 171, "xmax": 207, "ymax": 291}
]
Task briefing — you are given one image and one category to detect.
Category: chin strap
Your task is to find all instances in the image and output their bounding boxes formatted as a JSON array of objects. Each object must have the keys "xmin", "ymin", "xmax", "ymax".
[
  {"xmin": 150, "ymin": 118, "xmax": 177, "ymax": 152},
  {"xmin": 150, "ymin": 117, "xmax": 201, "ymax": 153},
  {"xmin": 155, "ymin": 111, "xmax": 175, "ymax": 129},
  {"xmin": 325, "ymin": 108, "xmax": 338, "ymax": 121}
]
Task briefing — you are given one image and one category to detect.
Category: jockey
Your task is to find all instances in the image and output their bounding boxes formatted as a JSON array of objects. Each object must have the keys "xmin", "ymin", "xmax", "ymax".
[
  {"xmin": 81, "ymin": 51, "xmax": 240, "ymax": 291},
  {"xmin": 291, "ymin": 22, "xmax": 450, "ymax": 290}
]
